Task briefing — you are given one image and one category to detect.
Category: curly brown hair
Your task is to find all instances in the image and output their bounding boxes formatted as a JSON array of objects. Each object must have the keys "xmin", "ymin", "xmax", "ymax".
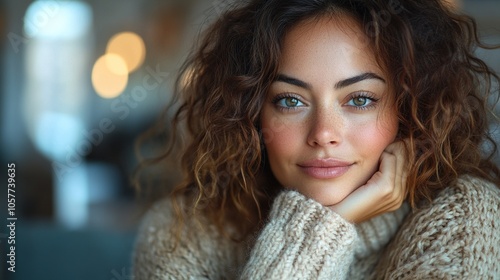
[{"xmin": 135, "ymin": 0, "xmax": 500, "ymax": 240}]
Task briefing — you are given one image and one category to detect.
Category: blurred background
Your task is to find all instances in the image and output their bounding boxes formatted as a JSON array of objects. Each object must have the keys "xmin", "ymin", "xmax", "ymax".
[{"xmin": 0, "ymin": 0, "xmax": 498, "ymax": 279}]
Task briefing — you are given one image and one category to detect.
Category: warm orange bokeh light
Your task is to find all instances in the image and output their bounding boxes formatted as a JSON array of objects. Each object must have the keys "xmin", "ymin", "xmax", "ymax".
[
  {"xmin": 92, "ymin": 54, "xmax": 128, "ymax": 98},
  {"xmin": 106, "ymin": 32, "xmax": 146, "ymax": 73}
]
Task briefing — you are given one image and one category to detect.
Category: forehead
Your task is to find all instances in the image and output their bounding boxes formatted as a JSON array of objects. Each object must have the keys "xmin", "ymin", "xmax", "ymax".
[{"xmin": 278, "ymin": 14, "xmax": 384, "ymax": 80}]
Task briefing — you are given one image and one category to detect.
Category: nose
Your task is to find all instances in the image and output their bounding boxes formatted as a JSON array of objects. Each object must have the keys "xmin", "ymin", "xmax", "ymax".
[{"xmin": 307, "ymin": 108, "xmax": 344, "ymax": 147}]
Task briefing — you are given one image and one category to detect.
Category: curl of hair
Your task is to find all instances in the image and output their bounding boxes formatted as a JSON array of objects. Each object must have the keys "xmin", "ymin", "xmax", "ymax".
[{"xmin": 135, "ymin": 0, "xmax": 500, "ymax": 240}]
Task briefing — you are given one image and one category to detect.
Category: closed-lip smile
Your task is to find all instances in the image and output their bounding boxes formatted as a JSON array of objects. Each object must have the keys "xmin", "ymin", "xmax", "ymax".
[{"xmin": 297, "ymin": 158, "xmax": 354, "ymax": 179}]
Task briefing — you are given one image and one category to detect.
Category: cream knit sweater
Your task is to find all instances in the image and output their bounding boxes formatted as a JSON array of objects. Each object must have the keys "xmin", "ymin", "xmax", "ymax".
[{"xmin": 132, "ymin": 176, "xmax": 500, "ymax": 279}]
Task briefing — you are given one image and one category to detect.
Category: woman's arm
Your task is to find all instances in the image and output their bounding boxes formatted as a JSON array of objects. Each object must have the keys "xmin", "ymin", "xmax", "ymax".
[
  {"xmin": 240, "ymin": 191, "xmax": 358, "ymax": 279},
  {"xmin": 133, "ymin": 141, "xmax": 409, "ymax": 279},
  {"xmin": 132, "ymin": 191, "xmax": 359, "ymax": 280}
]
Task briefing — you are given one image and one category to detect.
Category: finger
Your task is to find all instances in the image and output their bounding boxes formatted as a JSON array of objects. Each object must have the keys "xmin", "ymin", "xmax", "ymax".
[
  {"xmin": 378, "ymin": 150, "xmax": 406, "ymax": 212},
  {"xmin": 378, "ymin": 151, "xmax": 397, "ymax": 191},
  {"xmin": 393, "ymin": 140, "xmax": 409, "ymax": 200},
  {"xmin": 400, "ymin": 139, "xmax": 410, "ymax": 198},
  {"xmin": 393, "ymin": 144, "xmax": 405, "ymax": 200},
  {"xmin": 385, "ymin": 141, "xmax": 408, "ymax": 201},
  {"xmin": 383, "ymin": 141, "xmax": 404, "ymax": 155}
]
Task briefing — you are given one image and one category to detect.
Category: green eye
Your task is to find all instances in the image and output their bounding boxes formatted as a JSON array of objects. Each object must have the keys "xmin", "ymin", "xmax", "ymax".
[
  {"xmin": 346, "ymin": 95, "xmax": 378, "ymax": 109},
  {"xmin": 284, "ymin": 97, "xmax": 300, "ymax": 107},
  {"xmin": 275, "ymin": 96, "xmax": 304, "ymax": 108},
  {"xmin": 352, "ymin": 97, "xmax": 368, "ymax": 106}
]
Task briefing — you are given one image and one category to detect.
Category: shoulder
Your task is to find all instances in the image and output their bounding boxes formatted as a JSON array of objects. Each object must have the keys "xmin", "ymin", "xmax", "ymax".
[
  {"xmin": 396, "ymin": 175, "xmax": 499, "ymax": 236},
  {"xmin": 376, "ymin": 176, "xmax": 500, "ymax": 279},
  {"xmin": 406, "ymin": 175, "xmax": 499, "ymax": 244},
  {"xmin": 132, "ymin": 197, "xmax": 245, "ymax": 279},
  {"xmin": 135, "ymin": 197, "xmax": 175, "ymax": 238},
  {"xmin": 413, "ymin": 175, "xmax": 499, "ymax": 237},
  {"xmin": 434, "ymin": 175, "xmax": 500, "ymax": 207},
  {"xmin": 131, "ymin": 198, "xmax": 179, "ymax": 279}
]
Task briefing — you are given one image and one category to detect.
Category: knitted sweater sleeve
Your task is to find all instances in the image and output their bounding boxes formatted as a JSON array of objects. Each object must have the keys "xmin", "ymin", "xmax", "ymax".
[
  {"xmin": 132, "ymin": 198, "xmax": 247, "ymax": 279},
  {"xmin": 239, "ymin": 191, "xmax": 357, "ymax": 279},
  {"xmin": 375, "ymin": 176, "xmax": 500, "ymax": 279},
  {"xmin": 132, "ymin": 190, "xmax": 358, "ymax": 280}
]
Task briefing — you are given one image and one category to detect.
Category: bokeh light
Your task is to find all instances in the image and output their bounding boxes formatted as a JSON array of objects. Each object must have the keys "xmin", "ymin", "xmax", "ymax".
[
  {"xmin": 92, "ymin": 54, "xmax": 128, "ymax": 98},
  {"xmin": 106, "ymin": 32, "xmax": 146, "ymax": 73}
]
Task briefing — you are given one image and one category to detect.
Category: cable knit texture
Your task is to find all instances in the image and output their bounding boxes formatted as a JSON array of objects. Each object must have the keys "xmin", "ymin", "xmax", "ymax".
[{"xmin": 132, "ymin": 176, "xmax": 500, "ymax": 279}]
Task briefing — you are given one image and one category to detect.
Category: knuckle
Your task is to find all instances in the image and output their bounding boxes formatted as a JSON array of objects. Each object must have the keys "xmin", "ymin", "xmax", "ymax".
[
  {"xmin": 389, "ymin": 204, "xmax": 399, "ymax": 212},
  {"xmin": 379, "ymin": 183, "xmax": 394, "ymax": 197},
  {"xmin": 383, "ymin": 151, "xmax": 397, "ymax": 160}
]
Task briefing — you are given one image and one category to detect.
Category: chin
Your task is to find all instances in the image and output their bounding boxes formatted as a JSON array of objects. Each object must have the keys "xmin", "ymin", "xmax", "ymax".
[{"xmin": 296, "ymin": 186, "xmax": 353, "ymax": 207}]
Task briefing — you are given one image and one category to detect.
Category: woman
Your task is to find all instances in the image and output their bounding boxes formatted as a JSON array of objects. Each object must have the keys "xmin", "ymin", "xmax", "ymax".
[{"xmin": 133, "ymin": 0, "xmax": 500, "ymax": 279}]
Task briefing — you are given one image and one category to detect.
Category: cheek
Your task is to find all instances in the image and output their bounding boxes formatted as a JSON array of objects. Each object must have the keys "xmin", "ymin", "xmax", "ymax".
[
  {"xmin": 351, "ymin": 114, "xmax": 398, "ymax": 162},
  {"xmin": 261, "ymin": 116, "xmax": 301, "ymax": 161}
]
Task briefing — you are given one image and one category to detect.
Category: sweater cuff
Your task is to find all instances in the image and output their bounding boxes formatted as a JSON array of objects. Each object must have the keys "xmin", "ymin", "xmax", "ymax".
[
  {"xmin": 241, "ymin": 191, "xmax": 357, "ymax": 279},
  {"xmin": 269, "ymin": 191, "xmax": 356, "ymax": 237},
  {"xmin": 269, "ymin": 190, "xmax": 357, "ymax": 244}
]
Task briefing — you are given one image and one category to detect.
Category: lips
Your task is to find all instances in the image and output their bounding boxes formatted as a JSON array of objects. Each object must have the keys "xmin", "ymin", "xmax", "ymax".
[{"xmin": 297, "ymin": 158, "xmax": 353, "ymax": 179}]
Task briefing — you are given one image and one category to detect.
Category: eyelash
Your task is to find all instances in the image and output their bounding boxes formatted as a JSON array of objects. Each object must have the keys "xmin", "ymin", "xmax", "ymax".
[
  {"xmin": 346, "ymin": 92, "xmax": 380, "ymax": 110},
  {"xmin": 271, "ymin": 93, "xmax": 304, "ymax": 112}
]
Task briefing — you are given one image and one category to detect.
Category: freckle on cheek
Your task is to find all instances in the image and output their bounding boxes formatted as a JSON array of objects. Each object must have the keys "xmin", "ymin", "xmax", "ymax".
[{"xmin": 356, "ymin": 127, "xmax": 392, "ymax": 148}]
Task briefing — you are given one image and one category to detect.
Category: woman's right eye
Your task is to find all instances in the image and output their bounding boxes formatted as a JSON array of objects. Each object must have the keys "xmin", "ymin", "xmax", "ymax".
[{"xmin": 272, "ymin": 95, "xmax": 305, "ymax": 109}]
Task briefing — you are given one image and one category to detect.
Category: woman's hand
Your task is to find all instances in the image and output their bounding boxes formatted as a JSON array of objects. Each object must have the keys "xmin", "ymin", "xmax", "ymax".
[{"xmin": 329, "ymin": 141, "xmax": 408, "ymax": 224}]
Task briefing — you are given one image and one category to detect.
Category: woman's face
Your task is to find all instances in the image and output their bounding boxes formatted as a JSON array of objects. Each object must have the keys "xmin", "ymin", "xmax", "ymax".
[{"xmin": 260, "ymin": 15, "xmax": 399, "ymax": 206}]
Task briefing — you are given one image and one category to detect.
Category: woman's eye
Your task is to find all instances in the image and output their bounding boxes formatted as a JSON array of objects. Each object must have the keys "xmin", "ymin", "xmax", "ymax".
[
  {"xmin": 346, "ymin": 96, "xmax": 376, "ymax": 108},
  {"xmin": 275, "ymin": 97, "xmax": 304, "ymax": 108}
]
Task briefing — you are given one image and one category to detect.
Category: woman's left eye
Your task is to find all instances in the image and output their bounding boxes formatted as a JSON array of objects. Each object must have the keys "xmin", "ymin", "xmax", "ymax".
[{"xmin": 346, "ymin": 95, "xmax": 377, "ymax": 108}]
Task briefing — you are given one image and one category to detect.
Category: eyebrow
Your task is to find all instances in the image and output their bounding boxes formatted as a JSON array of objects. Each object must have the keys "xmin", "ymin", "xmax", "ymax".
[
  {"xmin": 275, "ymin": 72, "xmax": 385, "ymax": 90},
  {"xmin": 335, "ymin": 72, "xmax": 385, "ymax": 89}
]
